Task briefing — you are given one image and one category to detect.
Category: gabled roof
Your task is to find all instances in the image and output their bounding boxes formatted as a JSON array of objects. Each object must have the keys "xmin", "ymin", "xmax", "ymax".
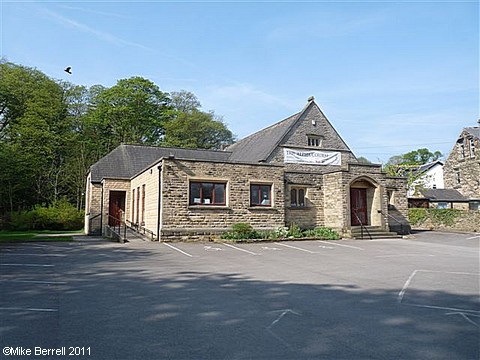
[
  {"xmin": 414, "ymin": 160, "xmax": 444, "ymax": 175},
  {"xmin": 421, "ymin": 189, "xmax": 468, "ymax": 202},
  {"xmin": 90, "ymin": 144, "xmax": 231, "ymax": 182},
  {"xmin": 226, "ymin": 112, "xmax": 300, "ymax": 163},
  {"xmin": 226, "ymin": 99, "xmax": 353, "ymax": 163},
  {"xmin": 464, "ymin": 126, "xmax": 480, "ymax": 139}
]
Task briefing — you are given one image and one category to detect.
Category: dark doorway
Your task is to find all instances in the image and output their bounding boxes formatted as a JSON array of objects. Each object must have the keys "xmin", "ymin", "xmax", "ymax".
[
  {"xmin": 351, "ymin": 188, "xmax": 368, "ymax": 226},
  {"xmin": 109, "ymin": 191, "xmax": 126, "ymax": 226}
]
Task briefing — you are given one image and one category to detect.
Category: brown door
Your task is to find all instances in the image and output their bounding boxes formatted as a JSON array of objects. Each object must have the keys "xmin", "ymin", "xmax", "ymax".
[
  {"xmin": 351, "ymin": 188, "xmax": 367, "ymax": 226},
  {"xmin": 109, "ymin": 191, "xmax": 126, "ymax": 226}
]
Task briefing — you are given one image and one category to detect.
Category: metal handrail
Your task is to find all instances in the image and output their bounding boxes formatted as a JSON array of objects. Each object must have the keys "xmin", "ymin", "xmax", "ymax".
[
  {"xmin": 125, "ymin": 219, "xmax": 157, "ymax": 241},
  {"xmin": 352, "ymin": 210, "xmax": 372, "ymax": 240},
  {"xmin": 107, "ymin": 214, "xmax": 127, "ymax": 243},
  {"xmin": 88, "ymin": 213, "xmax": 102, "ymax": 235},
  {"xmin": 380, "ymin": 207, "xmax": 410, "ymax": 235}
]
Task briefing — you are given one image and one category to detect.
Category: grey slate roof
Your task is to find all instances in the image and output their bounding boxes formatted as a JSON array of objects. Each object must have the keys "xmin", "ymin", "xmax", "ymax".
[
  {"xmin": 226, "ymin": 112, "xmax": 300, "ymax": 163},
  {"xmin": 90, "ymin": 144, "xmax": 231, "ymax": 182},
  {"xmin": 414, "ymin": 161, "xmax": 444, "ymax": 174},
  {"xmin": 464, "ymin": 126, "xmax": 480, "ymax": 139},
  {"xmin": 421, "ymin": 189, "xmax": 468, "ymax": 202}
]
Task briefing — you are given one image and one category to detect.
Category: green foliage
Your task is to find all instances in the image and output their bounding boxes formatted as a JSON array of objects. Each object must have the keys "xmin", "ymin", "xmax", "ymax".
[
  {"xmin": 408, "ymin": 208, "xmax": 461, "ymax": 226},
  {"xmin": 221, "ymin": 223, "xmax": 340, "ymax": 241},
  {"xmin": 4, "ymin": 198, "xmax": 84, "ymax": 231},
  {"xmin": 163, "ymin": 110, "xmax": 234, "ymax": 150},
  {"xmin": 0, "ymin": 60, "xmax": 236, "ymax": 216},
  {"xmin": 303, "ymin": 227, "xmax": 341, "ymax": 240}
]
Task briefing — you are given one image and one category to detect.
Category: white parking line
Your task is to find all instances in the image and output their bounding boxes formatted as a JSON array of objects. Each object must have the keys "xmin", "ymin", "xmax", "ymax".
[
  {"xmin": 163, "ymin": 243, "xmax": 193, "ymax": 257},
  {"xmin": 0, "ymin": 307, "xmax": 58, "ymax": 312},
  {"xmin": 466, "ymin": 235, "xmax": 480, "ymax": 240},
  {"xmin": 0, "ymin": 263, "xmax": 54, "ymax": 267},
  {"xmin": 274, "ymin": 242, "xmax": 317, "ymax": 254},
  {"xmin": 222, "ymin": 243, "xmax": 259, "ymax": 255},
  {"xmin": 317, "ymin": 240, "xmax": 364, "ymax": 250},
  {"xmin": 0, "ymin": 279, "xmax": 66, "ymax": 285}
]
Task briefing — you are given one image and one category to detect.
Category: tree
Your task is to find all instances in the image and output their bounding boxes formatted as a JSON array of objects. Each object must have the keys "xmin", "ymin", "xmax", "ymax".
[
  {"xmin": 86, "ymin": 77, "xmax": 173, "ymax": 150},
  {"xmin": 171, "ymin": 90, "xmax": 201, "ymax": 113},
  {"xmin": 383, "ymin": 148, "xmax": 443, "ymax": 195},
  {"xmin": 163, "ymin": 110, "xmax": 234, "ymax": 150}
]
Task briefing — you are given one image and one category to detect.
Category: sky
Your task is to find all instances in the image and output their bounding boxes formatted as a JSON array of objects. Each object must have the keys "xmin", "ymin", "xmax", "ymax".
[{"xmin": 1, "ymin": 0, "xmax": 478, "ymax": 163}]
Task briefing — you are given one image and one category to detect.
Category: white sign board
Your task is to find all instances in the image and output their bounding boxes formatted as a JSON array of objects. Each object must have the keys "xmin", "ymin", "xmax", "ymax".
[{"xmin": 284, "ymin": 148, "xmax": 341, "ymax": 166}]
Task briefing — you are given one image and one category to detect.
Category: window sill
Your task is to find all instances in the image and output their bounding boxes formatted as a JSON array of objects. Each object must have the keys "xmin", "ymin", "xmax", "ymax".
[
  {"xmin": 188, "ymin": 205, "xmax": 231, "ymax": 210},
  {"xmin": 248, "ymin": 206, "xmax": 277, "ymax": 211},
  {"xmin": 287, "ymin": 206, "xmax": 309, "ymax": 210}
]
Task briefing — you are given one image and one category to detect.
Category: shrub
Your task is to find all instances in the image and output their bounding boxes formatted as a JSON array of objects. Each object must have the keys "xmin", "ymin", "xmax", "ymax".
[
  {"xmin": 408, "ymin": 208, "xmax": 461, "ymax": 227},
  {"xmin": 4, "ymin": 198, "xmax": 84, "ymax": 231},
  {"xmin": 303, "ymin": 227, "xmax": 341, "ymax": 240}
]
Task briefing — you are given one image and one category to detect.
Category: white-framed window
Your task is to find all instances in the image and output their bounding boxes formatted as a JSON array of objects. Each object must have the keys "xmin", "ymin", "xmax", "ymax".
[
  {"xmin": 290, "ymin": 187, "xmax": 306, "ymax": 207},
  {"xmin": 458, "ymin": 140, "xmax": 465, "ymax": 160},
  {"xmin": 189, "ymin": 181, "xmax": 226, "ymax": 206}
]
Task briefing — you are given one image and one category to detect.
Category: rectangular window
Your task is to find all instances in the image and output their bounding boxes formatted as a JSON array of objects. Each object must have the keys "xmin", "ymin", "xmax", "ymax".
[
  {"xmin": 136, "ymin": 186, "xmax": 140, "ymax": 224},
  {"xmin": 469, "ymin": 201, "xmax": 480, "ymax": 211},
  {"xmin": 458, "ymin": 140, "xmax": 465, "ymax": 160},
  {"xmin": 141, "ymin": 184, "xmax": 145, "ymax": 225},
  {"xmin": 189, "ymin": 182, "xmax": 226, "ymax": 206},
  {"xmin": 307, "ymin": 135, "xmax": 323, "ymax": 147},
  {"xmin": 131, "ymin": 189, "xmax": 135, "ymax": 222},
  {"xmin": 469, "ymin": 139, "xmax": 476, "ymax": 158},
  {"xmin": 290, "ymin": 188, "xmax": 306, "ymax": 207},
  {"xmin": 250, "ymin": 184, "xmax": 272, "ymax": 207}
]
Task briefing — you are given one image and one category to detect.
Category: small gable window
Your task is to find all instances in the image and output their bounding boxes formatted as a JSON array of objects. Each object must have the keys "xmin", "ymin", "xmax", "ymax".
[{"xmin": 307, "ymin": 135, "xmax": 323, "ymax": 147}]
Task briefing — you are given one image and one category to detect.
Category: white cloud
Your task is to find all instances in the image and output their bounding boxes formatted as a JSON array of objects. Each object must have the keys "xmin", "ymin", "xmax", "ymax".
[{"xmin": 42, "ymin": 8, "xmax": 153, "ymax": 51}]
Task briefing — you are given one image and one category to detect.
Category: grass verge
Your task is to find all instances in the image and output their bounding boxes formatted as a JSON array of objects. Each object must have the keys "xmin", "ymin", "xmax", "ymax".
[{"xmin": 0, "ymin": 230, "xmax": 81, "ymax": 243}]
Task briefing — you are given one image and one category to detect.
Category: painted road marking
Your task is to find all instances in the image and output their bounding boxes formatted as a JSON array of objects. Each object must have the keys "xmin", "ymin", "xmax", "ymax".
[
  {"xmin": 0, "ymin": 279, "xmax": 66, "ymax": 285},
  {"xmin": 376, "ymin": 254, "xmax": 435, "ymax": 258},
  {"xmin": 261, "ymin": 246, "xmax": 282, "ymax": 251},
  {"xmin": 466, "ymin": 235, "xmax": 480, "ymax": 240},
  {"xmin": 398, "ymin": 270, "xmax": 479, "ymax": 304},
  {"xmin": 222, "ymin": 243, "xmax": 259, "ymax": 255},
  {"xmin": 446, "ymin": 312, "xmax": 480, "ymax": 327},
  {"xmin": 317, "ymin": 240, "xmax": 364, "ymax": 250},
  {"xmin": 0, "ymin": 253, "xmax": 66, "ymax": 257},
  {"xmin": 0, "ymin": 307, "xmax": 58, "ymax": 312},
  {"xmin": 274, "ymin": 242, "xmax": 317, "ymax": 254},
  {"xmin": 204, "ymin": 246, "xmax": 224, "ymax": 251},
  {"xmin": 163, "ymin": 243, "xmax": 193, "ymax": 257},
  {"xmin": 0, "ymin": 263, "xmax": 54, "ymax": 267}
]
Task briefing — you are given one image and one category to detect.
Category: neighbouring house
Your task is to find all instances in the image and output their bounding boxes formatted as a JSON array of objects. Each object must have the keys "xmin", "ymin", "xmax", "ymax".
[
  {"xmin": 84, "ymin": 97, "xmax": 410, "ymax": 240},
  {"xmin": 407, "ymin": 160, "xmax": 444, "ymax": 197},
  {"xmin": 443, "ymin": 125, "xmax": 480, "ymax": 210},
  {"xmin": 409, "ymin": 189, "xmax": 469, "ymax": 210}
]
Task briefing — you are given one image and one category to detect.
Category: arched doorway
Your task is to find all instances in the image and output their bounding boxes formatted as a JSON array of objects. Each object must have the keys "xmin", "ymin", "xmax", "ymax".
[{"xmin": 349, "ymin": 177, "xmax": 382, "ymax": 228}]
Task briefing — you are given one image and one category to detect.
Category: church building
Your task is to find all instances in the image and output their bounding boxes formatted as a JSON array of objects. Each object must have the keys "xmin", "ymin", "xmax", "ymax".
[{"xmin": 84, "ymin": 98, "xmax": 409, "ymax": 240}]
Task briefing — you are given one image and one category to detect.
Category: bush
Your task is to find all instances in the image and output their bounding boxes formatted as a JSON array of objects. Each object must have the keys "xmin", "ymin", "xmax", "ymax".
[
  {"xmin": 221, "ymin": 223, "xmax": 340, "ymax": 241},
  {"xmin": 408, "ymin": 208, "xmax": 461, "ymax": 226},
  {"xmin": 303, "ymin": 227, "xmax": 341, "ymax": 240},
  {"xmin": 4, "ymin": 198, "xmax": 84, "ymax": 231}
]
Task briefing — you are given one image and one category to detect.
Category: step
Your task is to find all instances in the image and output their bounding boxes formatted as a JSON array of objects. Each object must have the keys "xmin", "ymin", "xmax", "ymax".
[{"xmin": 350, "ymin": 226, "xmax": 402, "ymax": 239}]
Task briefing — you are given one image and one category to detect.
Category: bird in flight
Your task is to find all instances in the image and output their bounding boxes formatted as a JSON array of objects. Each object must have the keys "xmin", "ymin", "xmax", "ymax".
[{"xmin": 64, "ymin": 66, "xmax": 72, "ymax": 74}]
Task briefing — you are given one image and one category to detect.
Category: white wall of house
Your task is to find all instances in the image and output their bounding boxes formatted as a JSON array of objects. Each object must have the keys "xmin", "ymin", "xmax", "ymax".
[{"xmin": 408, "ymin": 163, "xmax": 444, "ymax": 197}]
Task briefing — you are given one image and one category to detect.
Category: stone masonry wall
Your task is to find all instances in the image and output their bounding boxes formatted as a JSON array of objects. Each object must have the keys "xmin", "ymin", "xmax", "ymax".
[
  {"xmin": 160, "ymin": 159, "xmax": 285, "ymax": 240},
  {"xmin": 101, "ymin": 178, "xmax": 130, "ymax": 235},
  {"xmin": 444, "ymin": 131, "xmax": 480, "ymax": 199}
]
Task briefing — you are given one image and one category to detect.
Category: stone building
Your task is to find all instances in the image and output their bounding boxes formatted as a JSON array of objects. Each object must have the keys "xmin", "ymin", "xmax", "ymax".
[
  {"xmin": 443, "ymin": 125, "xmax": 480, "ymax": 209},
  {"xmin": 84, "ymin": 98, "xmax": 410, "ymax": 240}
]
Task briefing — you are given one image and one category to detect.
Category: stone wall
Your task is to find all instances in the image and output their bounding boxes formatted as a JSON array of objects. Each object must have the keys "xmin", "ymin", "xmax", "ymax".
[
  {"xmin": 101, "ymin": 178, "xmax": 130, "ymax": 234},
  {"xmin": 160, "ymin": 159, "xmax": 285, "ymax": 240},
  {"xmin": 412, "ymin": 210, "xmax": 480, "ymax": 233},
  {"xmin": 444, "ymin": 130, "xmax": 480, "ymax": 199}
]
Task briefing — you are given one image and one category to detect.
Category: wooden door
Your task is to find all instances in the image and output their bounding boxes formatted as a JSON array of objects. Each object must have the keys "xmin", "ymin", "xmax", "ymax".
[
  {"xmin": 108, "ymin": 191, "xmax": 126, "ymax": 226},
  {"xmin": 351, "ymin": 188, "xmax": 367, "ymax": 226}
]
